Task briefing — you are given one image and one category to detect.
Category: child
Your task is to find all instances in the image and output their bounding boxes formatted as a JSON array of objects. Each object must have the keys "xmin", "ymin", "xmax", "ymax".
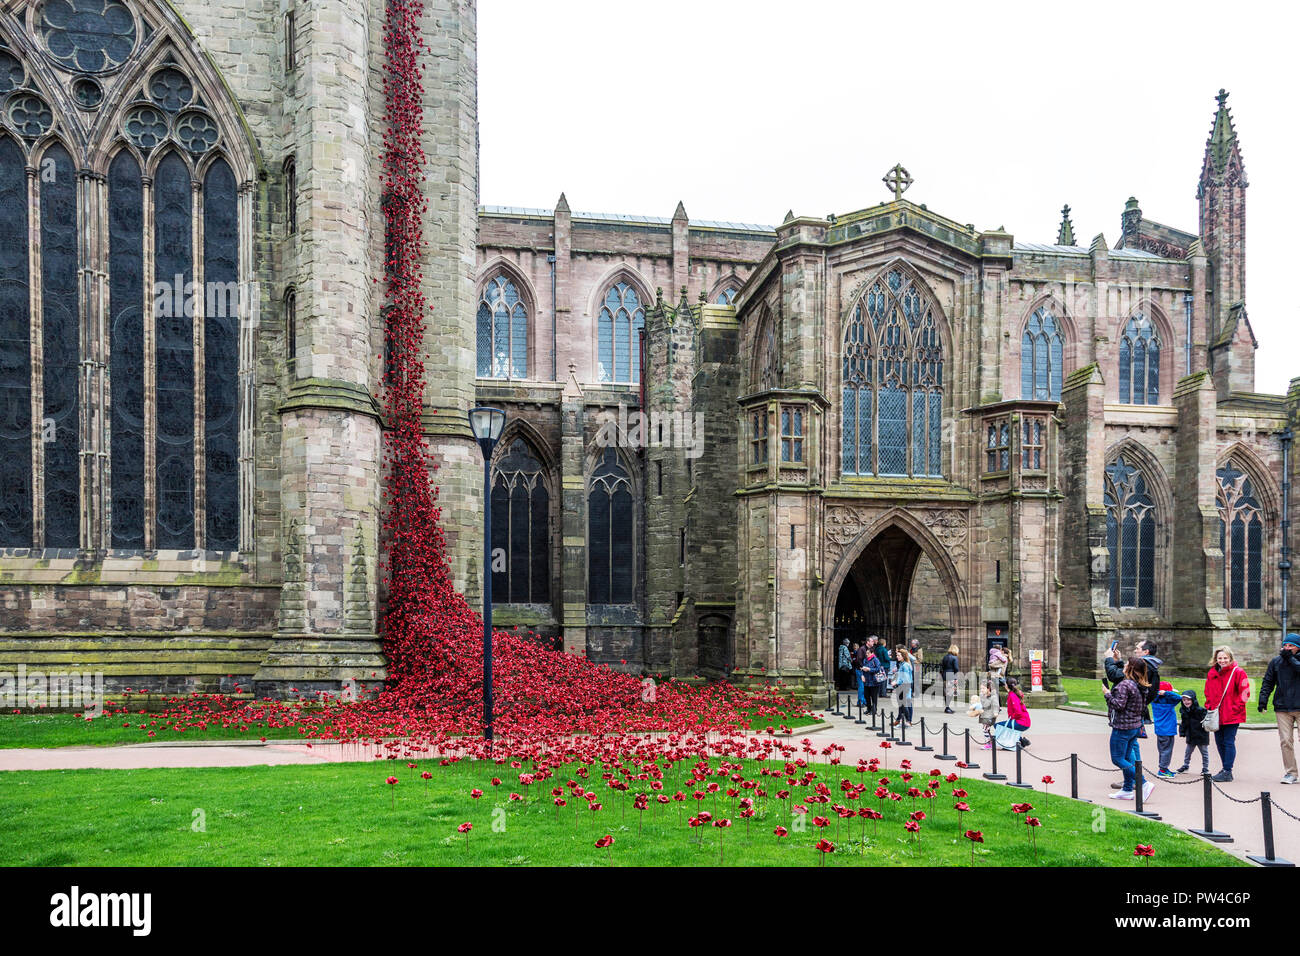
[
  {"xmin": 1175, "ymin": 690, "xmax": 1210, "ymax": 775},
  {"xmin": 978, "ymin": 680, "xmax": 1000, "ymax": 749},
  {"xmin": 1152, "ymin": 680, "xmax": 1183, "ymax": 777},
  {"xmin": 639, "ymin": 670, "xmax": 657, "ymax": 705}
]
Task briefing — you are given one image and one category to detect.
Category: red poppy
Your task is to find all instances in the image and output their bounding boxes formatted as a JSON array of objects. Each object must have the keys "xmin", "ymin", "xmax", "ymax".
[
  {"xmin": 595, "ymin": 835, "xmax": 614, "ymax": 848},
  {"xmin": 909, "ymin": 810, "xmax": 926, "ymax": 821},
  {"xmin": 1134, "ymin": 844, "xmax": 1155, "ymax": 858},
  {"xmin": 965, "ymin": 830, "xmax": 984, "ymax": 842},
  {"xmin": 774, "ymin": 825, "xmax": 788, "ymax": 837}
]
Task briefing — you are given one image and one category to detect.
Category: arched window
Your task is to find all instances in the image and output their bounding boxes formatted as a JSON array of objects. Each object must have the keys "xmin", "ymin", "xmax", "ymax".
[
  {"xmin": 0, "ymin": 7, "xmax": 247, "ymax": 552},
  {"xmin": 476, "ymin": 274, "xmax": 527, "ymax": 379},
  {"xmin": 1216, "ymin": 460, "xmax": 1264, "ymax": 610},
  {"xmin": 1022, "ymin": 307, "xmax": 1063, "ymax": 401},
  {"xmin": 715, "ymin": 286, "xmax": 738, "ymax": 306},
  {"xmin": 283, "ymin": 156, "xmax": 296, "ymax": 234},
  {"xmin": 753, "ymin": 310, "xmax": 778, "ymax": 391},
  {"xmin": 1104, "ymin": 455, "xmax": 1157, "ymax": 608},
  {"xmin": 587, "ymin": 448, "xmax": 633, "ymax": 604},
  {"xmin": 596, "ymin": 280, "xmax": 644, "ymax": 384},
  {"xmin": 491, "ymin": 438, "xmax": 550, "ymax": 604},
  {"xmin": 1118, "ymin": 314, "xmax": 1161, "ymax": 405},
  {"xmin": 284, "ymin": 287, "xmax": 298, "ymax": 374},
  {"xmin": 842, "ymin": 268, "xmax": 944, "ymax": 477}
]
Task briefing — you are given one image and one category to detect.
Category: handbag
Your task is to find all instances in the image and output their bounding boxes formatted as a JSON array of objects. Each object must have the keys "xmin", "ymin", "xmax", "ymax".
[{"xmin": 1202, "ymin": 664, "xmax": 1238, "ymax": 733}]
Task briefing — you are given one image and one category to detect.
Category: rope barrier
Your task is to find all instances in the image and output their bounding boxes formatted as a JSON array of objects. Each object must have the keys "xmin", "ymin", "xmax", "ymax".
[
  {"xmin": 1210, "ymin": 781, "xmax": 1263, "ymax": 805},
  {"xmin": 1270, "ymin": 799, "xmax": 1300, "ymax": 825}
]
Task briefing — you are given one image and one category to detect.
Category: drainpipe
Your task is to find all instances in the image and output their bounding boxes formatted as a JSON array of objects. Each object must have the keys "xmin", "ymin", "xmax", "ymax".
[
  {"xmin": 1281, "ymin": 426, "xmax": 1294, "ymax": 637},
  {"xmin": 1183, "ymin": 292, "xmax": 1193, "ymax": 376},
  {"xmin": 547, "ymin": 253, "xmax": 557, "ymax": 381}
]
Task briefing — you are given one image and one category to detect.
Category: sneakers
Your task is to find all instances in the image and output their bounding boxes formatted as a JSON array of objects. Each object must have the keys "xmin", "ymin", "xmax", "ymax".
[
  {"xmin": 944, "ymin": 707, "xmax": 954, "ymax": 714},
  {"xmin": 1175, "ymin": 765, "xmax": 1190, "ymax": 774},
  {"xmin": 1019, "ymin": 737, "xmax": 1030, "ymax": 749},
  {"xmin": 1157, "ymin": 770, "xmax": 1177, "ymax": 779},
  {"xmin": 1141, "ymin": 780, "xmax": 1154, "ymax": 802},
  {"xmin": 1110, "ymin": 789, "xmax": 1134, "ymax": 800},
  {"xmin": 1282, "ymin": 773, "xmax": 1298, "ymax": 785},
  {"xmin": 980, "ymin": 742, "xmax": 991, "ymax": 750},
  {"xmin": 1110, "ymin": 782, "xmax": 1122, "ymax": 790},
  {"xmin": 1211, "ymin": 770, "xmax": 1233, "ymax": 782}
]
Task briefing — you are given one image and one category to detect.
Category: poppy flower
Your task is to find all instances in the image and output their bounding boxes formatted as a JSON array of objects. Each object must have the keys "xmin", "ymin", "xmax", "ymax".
[
  {"xmin": 909, "ymin": 810, "xmax": 926, "ymax": 821},
  {"xmin": 470, "ymin": 788, "xmax": 483, "ymax": 799},
  {"xmin": 773, "ymin": 825, "xmax": 788, "ymax": 838},
  {"xmin": 964, "ymin": 829, "xmax": 983, "ymax": 864},
  {"xmin": 815, "ymin": 838, "xmax": 835, "ymax": 866},
  {"xmin": 1134, "ymin": 844, "xmax": 1155, "ymax": 866}
]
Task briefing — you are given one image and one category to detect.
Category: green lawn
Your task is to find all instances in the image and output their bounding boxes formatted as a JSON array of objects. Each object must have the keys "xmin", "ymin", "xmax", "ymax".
[
  {"xmin": 1060, "ymin": 675, "xmax": 1274, "ymax": 725},
  {"xmin": 0, "ymin": 756, "xmax": 1245, "ymax": 867}
]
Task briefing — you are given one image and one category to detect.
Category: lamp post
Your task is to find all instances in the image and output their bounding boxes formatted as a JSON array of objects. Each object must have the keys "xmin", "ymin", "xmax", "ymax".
[
  {"xmin": 1281, "ymin": 426, "xmax": 1293, "ymax": 638},
  {"xmin": 468, "ymin": 406, "xmax": 506, "ymax": 745}
]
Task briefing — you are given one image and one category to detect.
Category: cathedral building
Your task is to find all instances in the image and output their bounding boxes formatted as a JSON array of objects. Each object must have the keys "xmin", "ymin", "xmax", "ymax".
[{"xmin": 0, "ymin": 0, "xmax": 1294, "ymax": 698}]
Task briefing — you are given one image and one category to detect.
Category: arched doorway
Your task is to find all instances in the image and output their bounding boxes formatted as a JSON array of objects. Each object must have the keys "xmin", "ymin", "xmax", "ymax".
[{"xmin": 833, "ymin": 526, "xmax": 923, "ymax": 648}]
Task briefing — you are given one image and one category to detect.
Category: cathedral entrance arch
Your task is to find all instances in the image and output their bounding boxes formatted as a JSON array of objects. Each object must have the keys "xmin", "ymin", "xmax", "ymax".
[{"xmin": 825, "ymin": 509, "xmax": 969, "ymax": 684}]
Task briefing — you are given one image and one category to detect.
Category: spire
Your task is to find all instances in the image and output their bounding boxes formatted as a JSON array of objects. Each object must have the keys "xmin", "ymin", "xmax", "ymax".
[
  {"xmin": 672, "ymin": 200, "xmax": 688, "ymax": 222},
  {"xmin": 555, "ymin": 191, "xmax": 570, "ymax": 214},
  {"xmin": 1207, "ymin": 89, "xmax": 1237, "ymax": 176},
  {"xmin": 1056, "ymin": 204, "xmax": 1076, "ymax": 246}
]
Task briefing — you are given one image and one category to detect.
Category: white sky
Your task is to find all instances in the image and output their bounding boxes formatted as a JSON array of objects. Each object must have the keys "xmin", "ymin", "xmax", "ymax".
[{"xmin": 479, "ymin": 0, "xmax": 1299, "ymax": 397}]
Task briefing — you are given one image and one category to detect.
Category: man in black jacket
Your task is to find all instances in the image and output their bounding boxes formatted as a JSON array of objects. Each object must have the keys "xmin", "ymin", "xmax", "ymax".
[
  {"xmin": 1104, "ymin": 638, "xmax": 1162, "ymax": 791},
  {"xmin": 1258, "ymin": 634, "xmax": 1300, "ymax": 784}
]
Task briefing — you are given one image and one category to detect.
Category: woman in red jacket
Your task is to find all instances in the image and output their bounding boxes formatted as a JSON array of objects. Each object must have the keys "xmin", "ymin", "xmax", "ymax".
[{"xmin": 1204, "ymin": 646, "xmax": 1251, "ymax": 782}]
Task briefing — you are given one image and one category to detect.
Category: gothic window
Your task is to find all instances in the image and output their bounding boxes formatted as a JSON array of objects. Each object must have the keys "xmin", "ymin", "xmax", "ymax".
[
  {"xmin": 753, "ymin": 310, "xmax": 778, "ymax": 392},
  {"xmin": 476, "ymin": 274, "xmax": 527, "ymax": 379},
  {"xmin": 1022, "ymin": 416, "xmax": 1045, "ymax": 471},
  {"xmin": 284, "ymin": 287, "xmax": 297, "ymax": 374},
  {"xmin": 780, "ymin": 405, "xmax": 803, "ymax": 463},
  {"xmin": 842, "ymin": 268, "xmax": 944, "ymax": 477},
  {"xmin": 715, "ymin": 286, "xmax": 738, "ymax": 306},
  {"xmin": 491, "ymin": 438, "xmax": 550, "ymax": 604},
  {"xmin": 587, "ymin": 448, "xmax": 633, "ymax": 605},
  {"xmin": 1104, "ymin": 456, "xmax": 1157, "ymax": 609},
  {"xmin": 985, "ymin": 419, "xmax": 1009, "ymax": 473},
  {"xmin": 749, "ymin": 410, "xmax": 767, "ymax": 465},
  {"xmin": 596, "ymin": 280, "xmax": 644, "ymax": 384},
  {"xmin": 1216, "ymin": 460, "xmax": 1263, "ymax": 610},
  {"xmin": 1118, "ymin": 313, "xmax": 1161, "ymax": 405},
  {"xmin": 283, "ymin": 156, "xmax": 296, "ymax": 234},
  {"xmin": 1022, "ymin": 307, "xmax": 1063, "ymax": 401},
  {"xmin": 284, "ymin": 9, "xmax": 296, "ymax": 72},
  {"xmin": 0, "ymin": 6, "xmax": 248, "ymax": 552}
]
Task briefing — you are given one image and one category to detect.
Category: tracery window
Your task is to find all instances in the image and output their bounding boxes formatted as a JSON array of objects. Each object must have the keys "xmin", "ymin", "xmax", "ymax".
[
  {"xmin": 476, "ymin": 274, "xmax": 527, "ymax": 379},
  {"xmin": 587, "ymin": 448, "xmax": 633, "ymax": 605},
  {"xmin": 754, "ymin": 310, "xmax": 778, "ymax": 392},
  {"xmin": 596, "ymin": 280, "xmax": 644, "ymax": 384},
  {"xmin": 985, "ymin": 419, "xmax": 1009, "ymax": 473},
  {"xmin": 715, "ymin": 286, "xmax": 738, "ymax": 306},
  {"xmin": 284, "ymin": 287, "xmax": 297, "ymax": 375},
  {"xmin": 749, "ymin": 410, "xmax": 767, "ymax": 465},
  {"xmin": 1021, "ymin": 307, "xmax": 1063, "ymax": 401},
  {"xmin": 780, "ymin": 405, "xmax": 803, "ymax": 463},
  {"xmin": 0, "ymin": 6, "xmax": 247, "ymax": 551},
  {"xmin": 490, "ymin": 438, "xmax": 550, "ymax": 604},
  {"xmin": 1022, "ymin": 416, "xmax": 1045, "ymax": 470},
  {"xmin": 1118, "ymin": 313, "xmax": 1161, "ymax": 405},
  {"xmin": 1216, "ymin": 460, "xmax": 1263, "ymax": 610},
  {"xmin": 1104, "ymin": 455, "xmax": 1157, "ymax": 609},
  {"xmin": 842, "ymin": 268, "xmax": 944, "ymax": 477}
]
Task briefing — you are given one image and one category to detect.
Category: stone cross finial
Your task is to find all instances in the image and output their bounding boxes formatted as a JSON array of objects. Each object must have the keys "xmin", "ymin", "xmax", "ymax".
[
  {"xmin": 882, "ymin": 163, "xmax": 913, "ymax": 200},
  {"xmin": 1216, "ymin": 89, "xmax": 1228, "ymax": 108}
]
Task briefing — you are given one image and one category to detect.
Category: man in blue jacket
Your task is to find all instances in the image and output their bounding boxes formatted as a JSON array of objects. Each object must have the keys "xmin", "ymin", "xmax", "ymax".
[
  {"xmin": 1258, "ymin": 634, "xmax": 1300, "ymax": 784},
  {"xmin": 1152, "ymin": 681, "xmax": 1183, "ymax": 777}
]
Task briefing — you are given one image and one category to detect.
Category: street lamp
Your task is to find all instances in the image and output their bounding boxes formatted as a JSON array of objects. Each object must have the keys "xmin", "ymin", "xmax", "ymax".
[{"xmin": 468, "ymin": 406, "xmax": 506, "ymax": 745}]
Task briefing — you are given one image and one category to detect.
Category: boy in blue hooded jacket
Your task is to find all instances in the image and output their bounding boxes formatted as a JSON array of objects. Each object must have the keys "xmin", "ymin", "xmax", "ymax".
[{"xmin": 1152, "ymin": 680, "xmax": 1182, "ymax": 777}]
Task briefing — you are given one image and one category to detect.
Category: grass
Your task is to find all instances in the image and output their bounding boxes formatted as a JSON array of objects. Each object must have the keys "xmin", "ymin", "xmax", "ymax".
[
  {"xmin": 1061, "ymin": 675, "xmax": 1274, "ymax": 725},
  {"xmin": 0, "ymin": 756, "xmax": 1246, "ymax": 867}
]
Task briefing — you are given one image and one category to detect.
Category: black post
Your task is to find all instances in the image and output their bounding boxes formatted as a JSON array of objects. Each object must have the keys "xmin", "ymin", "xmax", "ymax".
[
  {"xmin": 855, "ymin": 696, "xmax": 866, "ymax": 725},
  {"xmin": 937, "ymin": 722, "xmax": 956, "ymax": 761},
  {"xmin": 1248, "ymin": 792, "xmax": 1297, "ymax": 866},
  {"xmin": 887, "ymin": 711, "xmax": 898, "ymax": 742},
  {"xmin": 1070, "ymin": 753, "xmax": 1079, "ymax": 800},
  {"xmin": 983, "ymin": 730, "xmax": 1005, "ymax": 781},
  {"xmin": 1131, "ymin": 759, "xmax": 1160, "ymax": 819},
  {"xmin": 876, "ymin": 709, "xmax": 888, "ymax": 738},
  {"xmin": 1190, "ymin": 772, "xmax": 1232, "ymax": 842},
  {"xmin": 1008, "ymin": 739, "xmax": 1031, "ymax": 788},
  {"xmin": 1280, "ymin": 427, "xmax": 1292, "ymax": 639},
  {"xmin": 916, "ymin": 717, "xmax": 933, "ymax": 753},
  {"xmin": 963, "ymin": 727, "xmax": 981, "ymax": 770},
  {"xmin": 897, "ymin": 714, "xmax": 911, "ymax": 747},
  {"xmin": 481, "ymin": 451, "xmax": 494, "ymax": 747}
]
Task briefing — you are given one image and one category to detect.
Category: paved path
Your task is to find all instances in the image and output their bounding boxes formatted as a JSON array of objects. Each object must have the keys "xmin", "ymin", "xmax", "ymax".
[{"xmin": 2, "ymin": 695, "xmax": 1297, "ymax": 865}]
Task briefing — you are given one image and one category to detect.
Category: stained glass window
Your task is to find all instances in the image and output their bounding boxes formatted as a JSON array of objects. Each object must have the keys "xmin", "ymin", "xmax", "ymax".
[
  {"xmin": 476, "ymin": 274, "xmax": 527, "ymax": 379},
  {"xmin": 1022, "ymin": 416, "xmax": 1045, "ymax": 471},
  {"xmin": 0, "ymin": 135, "xmax": 32, "ymax": 547},
  {"xmin": 780, "ymin": 406, "xmax": 803, "ymax": 463},
  {"xmin": 204, "ymin": 158, "xmax": 239, "ymax": 551},
  {"xmin": 715, "ymin": 286, "xmax": 738, "ymax": 305},
  {"xmin": 597, "ymin": 281, "xmax": 644, "ymax": 384},
  {"xmin": 109, "ymin": 149, "xmax": 144, "ymax": 548},
  {"xmin": 1022, "ymin": 307, "xmax": 1063, "ymax": 401},
  {"xmin": 754, "ymin": 311, "xmax": 778, "ymax": 392},
  {"xmin": 750, "ymin": 410, "xmax": 767, "ymax": 465},
  {"xmin": 842, "ymin": 268, "xmax": 944, "ymax": 477},
  {"xmin": 587, "ymin": 448, "xmax": 633, "ymax": 605},
  {"xmin": 1216, "ymin": 460, "xmax": 1263, "ymax": 610},
  {"xmin": 1104, "ymin": 456, "xmax": 1157, "ymax": 608},
  {"xmin": 1119, "ymin": 314, "xmax": 1161, "ymax": 405},
  {"xmin": 985, "ymin": 419, "xmax": 1009, "ymax": 473},
  {"xmin": 491, "ymin": 438, "xmax": 549, "ymax": 604}
]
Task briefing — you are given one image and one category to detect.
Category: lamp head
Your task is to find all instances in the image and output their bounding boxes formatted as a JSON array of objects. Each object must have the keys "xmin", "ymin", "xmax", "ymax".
[{"xmin": 468, "ymin": 406, "xmax": 506, "ymax": 454}]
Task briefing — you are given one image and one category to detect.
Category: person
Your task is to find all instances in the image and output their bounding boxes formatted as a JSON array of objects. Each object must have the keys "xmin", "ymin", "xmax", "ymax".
[
  {"xmin": 836, "ymin": 638, "xmax": 852, "ymax": 691},
  {"xmin": 1151, "ymin": 681, "xmax": 1182, "ymax": 778},
  {"xmin": 1259, "ymin": 634, "xmax": 1300, "ymax": 784},
  {"xmin": 1104, "ymin": 657, "xmax": 1154, "ymax": 802},
  {"xmin": 1204, "ymin": 645, "xmax": 1251, "ymax": 782},
  {"xmin": 1104, "ymin": 638, "xmax": 1161, "ymax": 789},
  {"xmin": 994, "ymin": 675, "xmax": 1031, "ymax": 748},
  {"xmin": 892, "ymin": 647, "xmax": 915, "ymax": 727},
  {"xmin": 909, "ymin": 639, "xmax": 924, "ymax": 698},
  {"xmin": 939, "ymin": 643, "xmax": 960, "ymax": 714},
  {"xmin": 977, "ymin": 679, "xmax": 1000, "ymax": 749},
  {"xmin": 640, "ymin": 670, "xmax": 657, "ymax": 704},
  {"xmin": 851, "ymin": 641, "xmax": 867, "ymax": 707},
  {"xmin": 1175, "ymin": 690, "xmax": 1211, "ymax": 776},
  {"xmin": 988, "ymin": 643, "xmax": 1009, "ymax": 687},
  {"xmin": 863, "ymin": 640, "xmax": 883, "ymax": 716}
]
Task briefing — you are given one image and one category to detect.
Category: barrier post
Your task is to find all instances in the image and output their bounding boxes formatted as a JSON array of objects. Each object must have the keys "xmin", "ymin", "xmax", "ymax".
[
  {"xmin": 916, "ymin": 718, "xmax": 933, "ymax": 753},
  {"xmin": 982, "ymin": 732, "xmax": 1005, "ymax": 781},
  {"xmin": 936, "ymin": 723, "xmax": 956, "ymax": 761},
  {"xmin": 1008, "ymin": 739, "xmax": 1032, "ymax": 788},
  {"xmin": 1189, "ymin": 772, "xmax": 1232, "ymax": 843},
  {"xmin": 963, "ymin": 727, "xmax": 980, "ymax": 770},
  {"xmin": 1130, "ymin": 759, "xmax": 1160, "ymax": 820},
  {"xmin": 1247, "ymin": 792, "xmax": 1296, "ymax": 867},
  {"xmin": 897, "ymin": 714, "xmax": 912, "ymax": 748}
]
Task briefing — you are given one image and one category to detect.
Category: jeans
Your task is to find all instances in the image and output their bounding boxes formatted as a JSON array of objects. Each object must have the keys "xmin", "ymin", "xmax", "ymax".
[
  {"xmin": 865, "ymin": 683, "xmax": 879, "ymax": 715},
  {"xmin": 1109, "ymin": 726, "xmax": 1146, "ymax": 791},
  {"xmin": 943, "ymin": 675, "xmax": 958, "ymax": 709},
  {"xmin": 855, "ymin": 670, "xmax": 866, "ymax": 707},
  {"xmin": 1214, "ymin": 723, "xmax": 1240, "ymax": 773}
]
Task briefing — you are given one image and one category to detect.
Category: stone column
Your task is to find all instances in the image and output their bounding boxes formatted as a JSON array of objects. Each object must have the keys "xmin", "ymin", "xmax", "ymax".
[
  {"xmin": 1173, "ymin": 371, "xmax": 1223, "ymax": 630},
  {"xmin": 559, "ymin": 367, "xmax": 587, "ymax": 656}
]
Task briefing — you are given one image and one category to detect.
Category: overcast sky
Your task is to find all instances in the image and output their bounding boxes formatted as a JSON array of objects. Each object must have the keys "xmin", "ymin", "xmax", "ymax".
[{"xmin": 479, "ymin": 0, "xmax": 1299, "ymax": 398}]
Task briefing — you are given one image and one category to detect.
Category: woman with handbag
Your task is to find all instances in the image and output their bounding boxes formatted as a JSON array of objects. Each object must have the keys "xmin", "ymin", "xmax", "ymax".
[
  {"xmin": 1105, "ymin": 657, "xmax": 1153, "ymax": 801},
  {"xmin": 1204, "ymin": 646, "xmax": 1251, "ymax": 782}
]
